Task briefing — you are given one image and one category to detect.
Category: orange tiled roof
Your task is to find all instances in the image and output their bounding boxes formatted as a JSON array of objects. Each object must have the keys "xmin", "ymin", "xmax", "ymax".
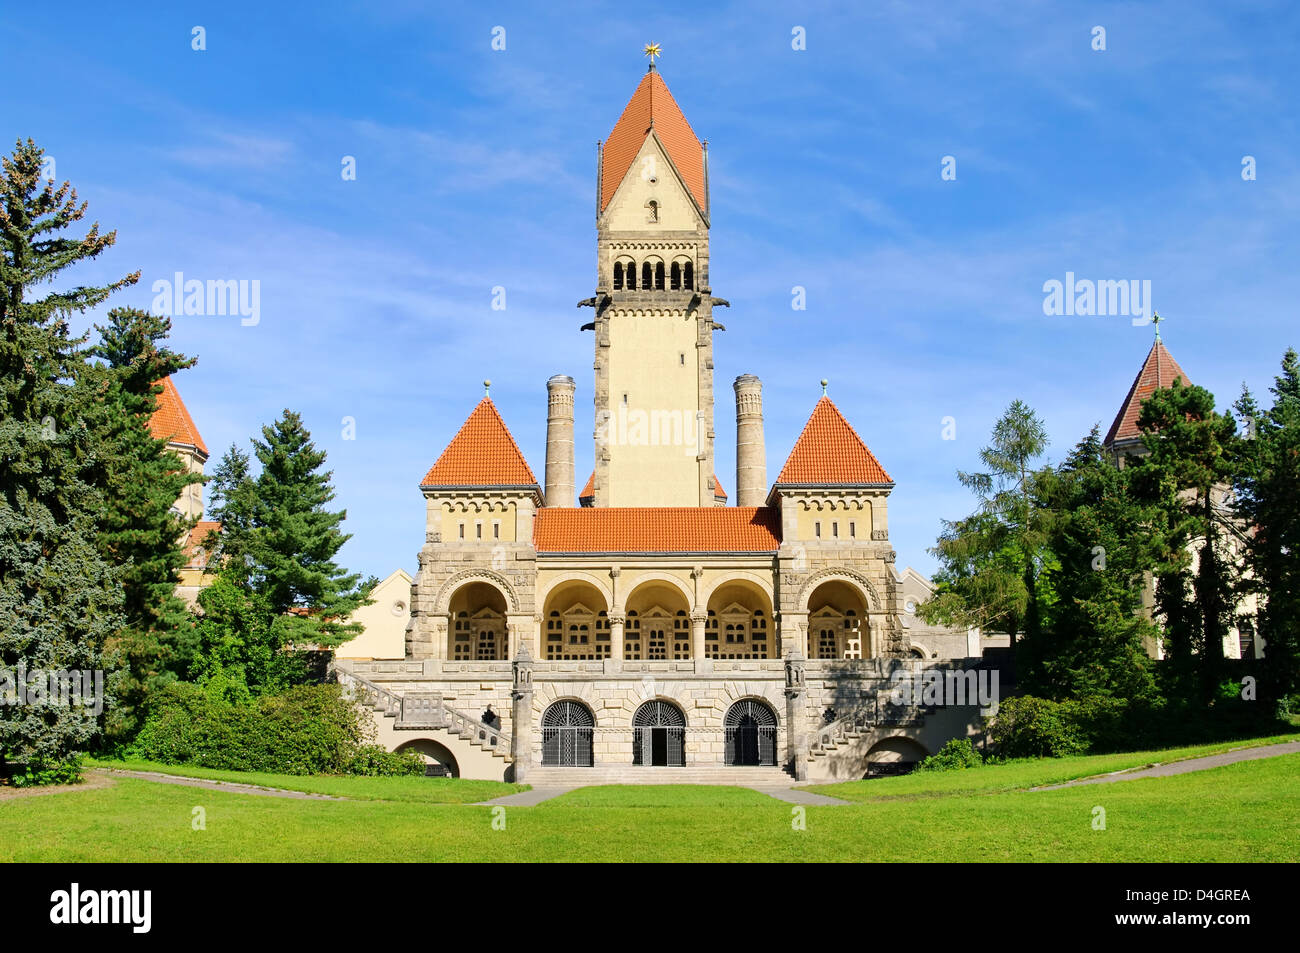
[
  {"xmin": 776, "ymin": 396, "xmax": 892, "ymax": 485},
  {"xmin": 149, "ymin": 377, "xmax": 207, "ymax": 456},
  {"xmin": 421, "ymin": 398, "xmax": 539, "ymax": 488},
  {"xmin": 534, "ymin": 507, "xmax": 780, "ymax": 553},
  {"xmin": 601, "ymin": 69, "xmax": 706, "ymax": 215},
  {"xmin": 182, "ymin": 521, "xmax": 221, "ymax": 570},
  {"xmin": 577, "ymin": 470, "xmax": 727, "ymax": 504},
  {"xmin": 1104, "ymin": 339, "xmax": 1192, "ymax": 446}
]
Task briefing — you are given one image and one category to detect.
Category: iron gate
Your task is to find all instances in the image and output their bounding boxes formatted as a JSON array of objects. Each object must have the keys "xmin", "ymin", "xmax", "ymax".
[
  {"xmin": 724, "ymin": 699, "xmax": 778, "ymax": 766},
  {"xmin": 632, "ymin": 700, "xmax": 686, "ymax": 766},
  {"xmin": 541, "ymin": 701, "xmax": 594, "ymax": 767}
]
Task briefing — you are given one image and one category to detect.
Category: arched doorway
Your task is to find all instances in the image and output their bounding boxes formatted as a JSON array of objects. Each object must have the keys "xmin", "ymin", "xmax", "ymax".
[
  {"xmin": 447, "ymin": 581, "xmax": 509, "ymax": 660},
  {"xmin": 632, "ymin": 700, "xmax": 686, "ymax": 766},
  {"xmin": 395, "ymin": 739, "xmax": 459, "ymax": 778},
  {"xmin": 541, "ymin": 700, "xmax": 595, "ymax": 767},
  {"xmin": 724, "ymin": 699, "xmax": 778, "ymax": 766}
]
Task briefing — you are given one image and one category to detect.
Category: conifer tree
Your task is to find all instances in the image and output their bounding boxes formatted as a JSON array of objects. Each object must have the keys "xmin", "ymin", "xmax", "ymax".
[
  {"xmin": 1234, "ymin": 349, "xmax": 1300, "ymax": 713},
  {"xmin": 1132, "ymin": 380, "xmax": 1241, "ymax": 706},
  {"xmin": 1026, "ymin": 427, "xmax": 1158, "ymax": 700},
  {"xmin": 194, "ymin": 411, "xmax": 366, "ymax": 695},
  {"xmin": 0, "ymin": 139, "xmax": 135, "ymax": 779},
  {"xmin": 86, "ymin": 307, "xmax": 203, "ymax": 738}
]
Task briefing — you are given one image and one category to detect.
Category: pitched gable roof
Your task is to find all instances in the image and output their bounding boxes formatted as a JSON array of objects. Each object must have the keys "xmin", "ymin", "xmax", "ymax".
[
  {"xmin": 421, "ymin": 398, "xmax": 539, "ymax": 488},
  {"xmin": 776, "ymin": 397, "xmax": 892, "ymax": 485},
  {"xmin": 534, "ymin": 507, "xmax": 780, "ymax": 553},
  {"xmin": 1104, "ymin": 339, "xmax": 1192, "ymax": 446},
  {"xmin": 149, "ymin": 376, "xmax": 208, "ymax": 457},
  {"xmin": 601, "ymin": 69, "xmax": 706, "ymax": 215}
]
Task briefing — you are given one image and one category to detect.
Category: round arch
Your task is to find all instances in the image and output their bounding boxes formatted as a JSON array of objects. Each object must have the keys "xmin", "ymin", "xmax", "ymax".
[
  {"xmin": 705, "ymin": 577, "xmax": 776, "ymax": 661},
  {"xmin": 540, "ymin": 578, "xmax": 611, "ymax": 662},
  {"xmin": 541, "ymin": 699, "xmax": 596, "ymax": 767},
  {"xmin": 723, "ymin": 697, "xmax": 779, "ymax": 766},
  {"xmin": 631, "ymin": 698, "xmax": 687, "ymax": 767},
  {"xmin": 865, "ymin": 736, "xmax": 928, "ymax": 778},
  {"xmin": 433, "ymin": 568, "xmax": 519, "ymax": 615},
  {"xmin": 623, "ymin": 576, "xmax": 693, "ymax": 661},
  {"xmin": 394, "ymin": 738, "xmax": 460, "ymax": 778},
  {"xmin": 796, "ymin": 567, "xmax": 881, "ymax": 613}
]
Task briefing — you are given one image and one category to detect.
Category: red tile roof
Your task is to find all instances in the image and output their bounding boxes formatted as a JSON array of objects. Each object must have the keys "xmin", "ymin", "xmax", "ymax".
[
  {"xmin": 576, "ymin": 470, "xmax": 728, "ymax": 505},
  {"xmin": 776, "ymin": 396, "xmax": 892, "ymax": 485},
  {"xmin": 149, "ymin": 377, "xmax": 207, "ymax": 456},
  {"xmin": 182, "ymin": 521, "xmax": 222, "ymax": 570},
  {"xmin": 1104, "ymin": 340, "xmax": 1192, "ymax": 446},
  {"xmin": 421, "ymin": 398, "xmax": 539, "ymax": 488},
  {"xmin": 601, "ymin": 69, "xmax": 706, "ymax": 215},
  {"xmin": 534, "ymin": 507, "xmax": 780, "ymax": 553}
]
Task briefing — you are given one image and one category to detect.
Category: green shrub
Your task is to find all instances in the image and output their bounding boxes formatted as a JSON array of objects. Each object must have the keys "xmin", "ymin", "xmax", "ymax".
[
  {"xmin": 3, "ymin": 756, "xmax": 84, "ymax": 788},
  {"xmin": 915, "ymin": 737, "xmax": 983, "ymax": 772},
  {"xmin": 130, "ymin": 682, "xmax": 412, "ymax": 776},
  {"xmin": 988, "ymin": 695, "xmax": 1090, "ymax": 758}
]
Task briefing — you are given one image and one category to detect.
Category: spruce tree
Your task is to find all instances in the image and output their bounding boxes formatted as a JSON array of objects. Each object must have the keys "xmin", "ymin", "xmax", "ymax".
[
  {"xmin": 1027, "ymin": 427, "xmax": 1158, "ymax": 700},
  {"xmin": 1234, "ymin": 350, "xmax": 1300, "ymax": 713},
  {"xmin": 194, "ymin": 412, "xmax": 366, "ymax": 695},
  {"xmin": 86, "ymin": 307, "xmax": 203, "ymax": 738},
  {"xmin": 0, "ymin": 139, "xmax": 134, "ymax": 779},
  {"xmin": 1132, "ymin": 380, "xmax": 1241, "ymax": 706}
]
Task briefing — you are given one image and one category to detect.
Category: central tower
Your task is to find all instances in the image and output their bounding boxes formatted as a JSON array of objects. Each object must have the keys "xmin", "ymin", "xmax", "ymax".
[{"xmin": 586, "ymin": 63, "xmax": 723, "ymax": 507}]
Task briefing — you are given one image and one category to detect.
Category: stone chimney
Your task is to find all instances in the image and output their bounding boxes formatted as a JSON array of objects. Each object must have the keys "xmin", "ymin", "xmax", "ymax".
[
  {"xmin": 733, "ymin": 374, "xmax": 766, "ymax": 507},
  {"xmin": 545, "ymin": 375, "xmax": 576, "ymax": 507}
]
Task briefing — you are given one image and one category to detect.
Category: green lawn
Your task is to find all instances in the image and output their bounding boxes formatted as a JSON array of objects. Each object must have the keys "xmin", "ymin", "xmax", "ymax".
[
  {"xmin": 3, "ymin": 745, "xmax": 1296, "ymax": 862},
  {"xmin": 83, "ymin": 757, "xmax": 524, "ymax": 804},
  {"xmin": 802, "ymin": 731, "xmax": 1300, "ymax": 801}
]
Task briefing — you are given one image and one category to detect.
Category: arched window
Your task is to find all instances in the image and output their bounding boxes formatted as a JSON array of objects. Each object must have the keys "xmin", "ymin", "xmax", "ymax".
[
  {"xmin": 670, "ymin": 261, "xmax": 681, "ymax": 290},
  {"xmin": 683, "ymin": 261, "xmax": 694, "ymax": 290},
  {"xmin": 654, "ymin": 261, "xmax": 665, "ymax": 290},
  {"xmin": 613, "ymin": 261, "xmax": 624, "ymax": 290},
  {"xmin": 626, "ymin": 260, "xmax": 637, "ymax": 290},
  {"xmin": 641, "ymin": 262, "xmax": 652, "ymax": 289},
  {"xmin": 541, "ymin": 701, "xmax": 595, "ymax": 767},
  {"xmin": 647, "ymin": 199, "xmax": 658, "ymax": 223}
]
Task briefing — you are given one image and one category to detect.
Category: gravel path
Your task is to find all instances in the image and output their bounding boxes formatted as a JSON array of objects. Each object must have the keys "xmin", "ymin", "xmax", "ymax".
[
  {"xmin": 91, "ymin": 768, "xmax": 347, "ymax": 800},
  {"xmin": 1030, "ymin": 741, "xmax": 1300, "ymax": 790}
]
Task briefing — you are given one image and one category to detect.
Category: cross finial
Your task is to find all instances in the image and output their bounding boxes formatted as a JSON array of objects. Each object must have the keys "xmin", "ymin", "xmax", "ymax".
[
  {"xmin": 643, "ymin": 42, "xmax": 661, "ymax": 70},
  {"xmin": 1152, "ymin": 311, "xmax": 1163, "ymax": 341},
  {"xmin": 483, "ymin": 379, "xmax": 491, "ymax": 397},
  {"xmin": 820, "ymin": 378, "xmax": 828, "ymax": 396}
]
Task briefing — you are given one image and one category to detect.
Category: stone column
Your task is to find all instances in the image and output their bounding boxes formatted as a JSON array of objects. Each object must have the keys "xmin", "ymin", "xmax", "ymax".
[
  {"xmin": 780, "ymin": 610, "xmax": 808, "ymax": 658},
  {"xmin": 691, "ymin": 611, "xmax": 708, "ymax": 665},
  {"xmin": 511, "ymin": 642, "xmax": 535, "ymax": 783},
  {"xmin": 733, "ymin": 374, "xmax": 766, "ymax": 507},
  {"xmin": 544, "ymin": 375, "xmax": 576, "ymax": 507},
  {"xmin": 608, "ymin": 611, "xmax": 625, "ymax": 669},
  {"xmin": 784, "ymin": 650, "xmax": 809, "ymax": 781}
]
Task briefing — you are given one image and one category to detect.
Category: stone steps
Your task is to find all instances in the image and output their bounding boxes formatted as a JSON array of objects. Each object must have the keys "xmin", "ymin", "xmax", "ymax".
[{"xmin": 524, "ymin": 765, "xmax": 795, "ymax": 786}]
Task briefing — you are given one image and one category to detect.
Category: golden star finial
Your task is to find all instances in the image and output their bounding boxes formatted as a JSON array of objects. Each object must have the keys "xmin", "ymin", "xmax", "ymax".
[{"xmin": 643, "ymin": 42, "xmax": 661, "ymax": 68}]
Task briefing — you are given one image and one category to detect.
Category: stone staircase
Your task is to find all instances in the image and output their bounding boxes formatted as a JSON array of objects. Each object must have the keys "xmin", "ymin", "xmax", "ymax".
[
  {"xmin": 338, "ymin": 670, "xmax": 511, "ymax": 764},
  {"xmin": 524, "ymin": 764, "xmax": 795, "ymax": 786},
  {"xmin": 807, "ymin": 694, "xmax": 933, "ymax": 766}
]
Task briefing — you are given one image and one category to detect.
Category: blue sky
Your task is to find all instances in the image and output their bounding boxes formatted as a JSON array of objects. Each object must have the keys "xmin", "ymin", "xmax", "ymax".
[{"xmin": 7, "ymin": 1, "xmax": 1298, "ymax": 580}]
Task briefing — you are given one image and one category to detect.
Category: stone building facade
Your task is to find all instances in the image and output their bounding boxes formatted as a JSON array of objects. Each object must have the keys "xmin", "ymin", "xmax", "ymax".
[{"xmin": 335, "ymin": 64, "xmax": 989, "ymax": 783}]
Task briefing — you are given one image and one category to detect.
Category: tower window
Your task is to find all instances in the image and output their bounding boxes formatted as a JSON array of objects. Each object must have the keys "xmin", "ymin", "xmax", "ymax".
[
  {"xmin": 670, "ymin": 261, "xmax": 681, "ymax": 290},
  {"xmin": 850, "ymin": 522, "xmax": 856, "ymax": 538},
  {"xmin": 679, "ymin": 353, "xmax": 685, "ymax": 366},
  {"xmin": 815, "ymin": 521, "xmax": 821, "ymax": 538},
  {"xmin": 642, "ymin": 262, "xmax": 652, "ymax": 289},
  {"xmin": 626, "ymin": 260, "xmax": 637, "ymax": 290},
  {"xmin": 458, "ymin": 522, "xmax": 465, "ymax": 539},
  {"xmin": 613, "ymin": 261, "xmax": 624, "ymax": 290},
  {"xmin": 476, "ymin": 522, "xmax": 482, "ymax": 539},
  {"xmin": 833, "ymin": 522, "xmax": 839, "ymax": 538},
  {"xmin": 493, "ymin": 521, "xmax": 500, "ymax": 539},
  {"xmin": 654, "ymin": 261, "xmax": 665, "ymax": 290},
  {"xmin": 647, "ymin": 200, "xmax": 658, "ymax": 223},
  {"xmin": 683, "ymin": 261, "xmax": 694, "ymax": 290}
]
